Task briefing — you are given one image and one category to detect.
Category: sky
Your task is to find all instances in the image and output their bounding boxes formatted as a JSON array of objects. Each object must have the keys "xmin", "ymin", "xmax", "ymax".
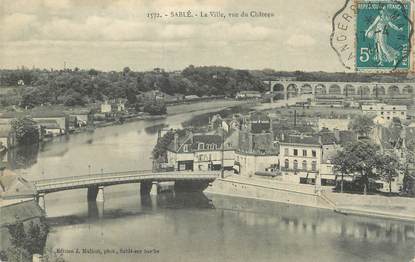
[{"xmin": 0, "ymin": 0, "xmax": 352, "ymax": 72}]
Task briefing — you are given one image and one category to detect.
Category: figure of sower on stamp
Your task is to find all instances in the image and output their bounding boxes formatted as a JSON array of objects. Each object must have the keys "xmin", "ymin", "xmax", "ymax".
[{"xmin": 365, "ymin": 5, "xmax": 404, "ymax": 66}]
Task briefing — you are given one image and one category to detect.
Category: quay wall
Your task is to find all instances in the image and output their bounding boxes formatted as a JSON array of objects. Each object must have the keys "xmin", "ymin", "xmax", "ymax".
[
  {"xmin": 205, "ymin": 175, "xmax": 415, "ymax": 221},
  {"xmin": 204, "ymin": 176, "xmax": 332, "ymax": 210}
]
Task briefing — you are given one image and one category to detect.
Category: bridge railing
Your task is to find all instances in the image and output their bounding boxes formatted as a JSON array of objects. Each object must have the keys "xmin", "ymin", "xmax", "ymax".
[
  {"xmin": 32, "ymin": 169, "xmax": 154, "ymax": 185},
  {"xmin": 32, "ymin": 170, "xmax": 220, "ymax": 186}
]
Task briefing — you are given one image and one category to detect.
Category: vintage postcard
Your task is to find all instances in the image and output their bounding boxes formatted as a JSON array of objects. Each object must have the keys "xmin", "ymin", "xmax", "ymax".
[{"xmin": 1, "ymin": 0, "xmax": 415, "ymax": 262}]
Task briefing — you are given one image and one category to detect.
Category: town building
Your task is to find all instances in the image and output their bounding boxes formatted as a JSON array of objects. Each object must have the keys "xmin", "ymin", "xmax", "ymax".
[
  {"xmin": 0, "ymin": 125, "xmax": 16, "ymax": 151},
  {"xmin": 362, "ymin": 103, "xmax": 408, "ymax": 124},
  {"xmin": 36, "ymin": 119, "xmax": 63, "ymax": 137},
  {"xmin": 278, "ymin": 132, "xmax": 347, "ymax": 185},
  {"xmin": 317, "ymin": 117, "xmax": 351, "ymax": 131},
  {"xmin": 234, "ymin": 112, "xmax": 279, "ymax": 177},
  {"xmin": 235, "ymin": 91, "xmax": 262, "ymax": 100},
  {"xmin": 101, "ymin": 99, "xmax": 127, "ymax": 114},
  {"xmin": 166, "ymin": 131, "xmax": 235, "ymax": 172}
]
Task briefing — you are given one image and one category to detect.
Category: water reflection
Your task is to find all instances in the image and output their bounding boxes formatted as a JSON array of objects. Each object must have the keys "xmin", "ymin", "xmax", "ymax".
[
  {"xmin": 144, "ymin": 123, "xmax": 169, "ymax": 135},
  {"xmin": 208, "ymin": 194, "xmax": 415, "ymax": 244},
  {"xmin": 3, "ymin": 144, "xmax": 39, "ymax": 169}
]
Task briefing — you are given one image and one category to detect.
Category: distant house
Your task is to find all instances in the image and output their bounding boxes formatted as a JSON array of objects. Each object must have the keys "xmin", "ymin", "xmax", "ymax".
[
  {"xmin": 362, "ymin": 103, "xmax": 407, "ymax": 124},
  {"xmin": 235, "ymin": 91, "xmax": 262, "ymax": 100},
  {"xmin": 184, "ymin": 95, "xmax": 200, "ymax": 101},
  {"xmin": 0, "ymin": 125, "xmax": 16, "ymax": 150},
  {"xmin": 101, "ymin": 99, "xmax": 127, "ymax": 113},
  {"xmin": 0, "ymin": 112, "xmax": 69, "ymax": 136},
  {"xmin": 317, "ymin": 117, "xmax": 351, "ymax": 131},
  {"xmin": 137, "ymin": 90, "xmax": 166, "ymax": 102},
  {"xmin": 36, "ymin": 119, "xmax": 63, "ymax": 137},
  {"xmin": 101, "ymin": 101, "xmax": 112, "ymax": 113}
]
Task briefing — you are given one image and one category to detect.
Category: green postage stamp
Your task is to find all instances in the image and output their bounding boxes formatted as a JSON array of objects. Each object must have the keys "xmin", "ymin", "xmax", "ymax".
[
  {"xmin": 356, "ymin": 0, "xmax": 412, "ymax": 71},
  {"xmin": 331, "ymin": 0, "xmax": 414, "ymax": 72}
]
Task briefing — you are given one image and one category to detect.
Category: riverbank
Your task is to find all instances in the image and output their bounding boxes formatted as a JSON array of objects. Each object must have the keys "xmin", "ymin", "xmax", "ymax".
[{"xmin": 205, "ymin": 175, "xmax": 415, "ymax": 222}]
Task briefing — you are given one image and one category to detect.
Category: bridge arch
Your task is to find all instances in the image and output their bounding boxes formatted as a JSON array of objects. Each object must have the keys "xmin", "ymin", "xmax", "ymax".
[
  {"xmin": 344, "ymin": 84, "xmax": 356, "ymax": 96},
  {"xmin": 300, "ymin": 84, "xmax": 313, "ymax": 94},
  {"xmin": 272, "ymin": 83, "xmax": 285, "ymax": 92},
  {"xmin": 388, "ymin": 85, "xmax": 400, "ymax": 96},
  {"xmin": 287, "ymin": 83, "xmax": 299, "ymax": 98},
  {"xmin": 402, "ymin": 85, "xmax": 414, "ymax": 94},
  {"xmin": 358, "ymin": 86, "xmax": 371, "ymax": 96},
  {"xmin": 314, "ymin": 84, "xmax": 327, "ymax": 95},
  {"xmin": 328, "ymin": 84, "xmax": 342, "ymax": 95},
  {"xmin": 373, "ymin": 86, "xmax": 386, "ymax": 96}
]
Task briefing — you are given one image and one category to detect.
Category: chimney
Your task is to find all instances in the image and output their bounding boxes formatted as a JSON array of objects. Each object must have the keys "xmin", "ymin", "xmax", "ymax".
[
  {"xmin": 318, "ymin": 135, "xmax": 322, "ymax": 145},
  {"xmin": 334, "ymin": 129, "xmax": 340, "ymax": 142},
  {"xmin": 174, "ymin": 133, "xmax": 179, "ymax": 151},
  {"xmin": 281, "ymin": 133, "xmax": 285, "ymax": 141},
  {"xmin": 300, "ymin": 133, "xmax": 304, "ymax": 139},
  {"xmin": 186, "ymin": 129, "xmax": 194, "ymax": 144}
]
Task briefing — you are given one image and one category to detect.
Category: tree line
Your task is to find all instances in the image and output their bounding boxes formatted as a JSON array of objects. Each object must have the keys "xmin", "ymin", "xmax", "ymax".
[{"xmin": 0, "ymin": 66, "xmax": 267, "ymax": 109}]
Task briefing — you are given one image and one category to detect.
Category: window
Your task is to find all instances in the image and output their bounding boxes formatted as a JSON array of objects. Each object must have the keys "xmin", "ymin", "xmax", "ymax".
[
  {"xmin": 293, "ymin": 160, "xmax": 298, "ymax": 170},
  {"xmin": 198, "ymin": 143, "xmax": 204, "ymax": 150},
  {"xmin": 401, "ymin": 112, "xmax": 405, "ymax": 115},
  {"xmin": 293, "ymin": 149, "xmax": 298, "ymax": 156},
  {"xmin": 312, "ymin": 150, "xmax": 317, "ymax": 157},
  {"xmin": 284, "ymin": 148, "xmax": 289, "ymax": 156},
  {"xmin": 284, "ymin": 159, "xmax": 289, "ymax": 169},
  {"xmin": 212, "ymin": 144, "xmax": 217, "ymax": 150},
  {"xmin": 302, "ymin": 160, "xmax": 307, "ymax": 170},
  {"xmin": 311, "ymin": 161, "xmax": 317, "ymax": 171},
  {"xmin": 183, "ymin": 145, "xmax": 189, "ymax": 152},
  {"xmin": 381, "ymin": 111, "xmax": 384, "ymax": 115},
  {"xmin": 302, "ymin": 149, "xmax": 307, "ymax": 156}
]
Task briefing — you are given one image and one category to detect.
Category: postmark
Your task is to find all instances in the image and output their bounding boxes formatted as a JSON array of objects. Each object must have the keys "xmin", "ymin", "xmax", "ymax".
[{"xmin": 331, "ymin": 0, "xmax": 414, "ymax": 72}]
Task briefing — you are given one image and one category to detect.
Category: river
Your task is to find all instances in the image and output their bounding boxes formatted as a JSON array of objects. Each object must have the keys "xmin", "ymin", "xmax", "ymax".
[{"xmin": 6, "ymin": 109, "xmax": 415, "ymax": 262}]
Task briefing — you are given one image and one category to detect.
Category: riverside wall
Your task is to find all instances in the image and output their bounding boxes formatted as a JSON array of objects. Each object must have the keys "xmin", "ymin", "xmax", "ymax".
[
  {"xmin": 204, "ymin": 176, "xmax": 332, "ymax": 210},
  {"xmin": 205, "ymin": 175, "xmax": 415, "ymax": 222}
]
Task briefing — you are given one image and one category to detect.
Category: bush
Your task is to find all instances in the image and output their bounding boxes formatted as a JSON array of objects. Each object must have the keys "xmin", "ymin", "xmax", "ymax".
[{"xmin": 143, "ymin": 101, "xmax": 167, "ymax": 115}]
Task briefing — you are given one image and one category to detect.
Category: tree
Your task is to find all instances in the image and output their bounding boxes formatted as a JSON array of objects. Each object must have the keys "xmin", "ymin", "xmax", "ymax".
[
  {"xmin": 349, "ymin": 115, "xmax": 374, "ymax": 138},
  {"xmin": 4, "ymin": 220, "xmax": 49, "ymax": 262},
  {"xmin": 332, "ymin": 149, "xmax": 359, "ymax": 193},
  {"xmin": 377, "ymin": 154, "xmax": 401, "ymax": 193},
  {"xmin": 332, "ymin": 141, "xmax": 380, "ymax": 194},
  {"xmin": 122, "ymin": 67, "xmax": 131, "ymax": 77},
  {"xmin": 152, "ymin": 131, "xmax": 174, "ymax": 160},
  {"xmin": 143, "ymin": 101, "xmax": 167, "ymax": 115},
  {"xmin": 11, "ymin": 116, "xmax": 40, "ymax": 145}
]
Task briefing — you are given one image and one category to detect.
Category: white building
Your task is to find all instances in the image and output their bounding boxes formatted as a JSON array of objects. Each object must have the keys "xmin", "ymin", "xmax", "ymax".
[
  {"xmin": 362, "ymin": 104, "xmax": 407, "ymax": 123},
  {"xmin": 278, "ymin": 133, "xmax": 341, "ymax": 185},
  {"xmin": 166, "ymin": 132, "xmax": 235, "ymax": 171}
]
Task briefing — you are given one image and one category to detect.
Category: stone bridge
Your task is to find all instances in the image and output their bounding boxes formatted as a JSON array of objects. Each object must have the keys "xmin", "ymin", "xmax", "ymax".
[
  {"xmin": 263, "ymin": 80, "xmax": 414, "ymax": 100},
  {"xmin": 32, "ymin": 170, "xmax": 219, "ymax": 210}
]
